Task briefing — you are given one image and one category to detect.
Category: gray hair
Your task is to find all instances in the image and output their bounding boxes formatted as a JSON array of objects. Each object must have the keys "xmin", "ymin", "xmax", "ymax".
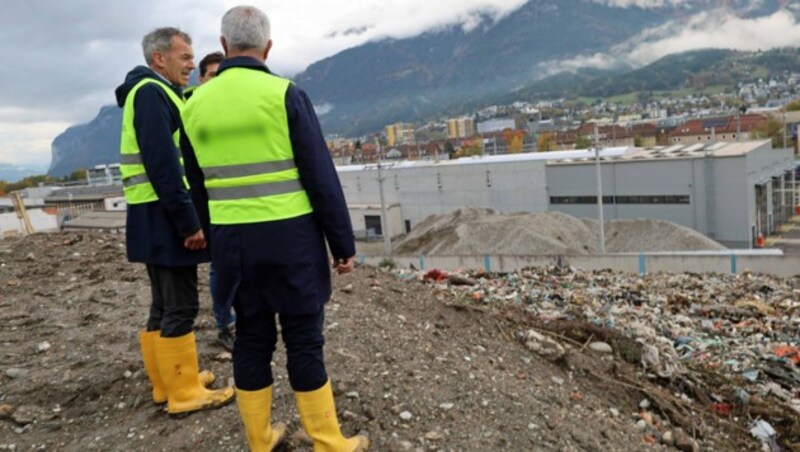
[
  {"xmin": 221, "ymin": 6, "xmax": 271, "ymax": 52},
  {"xmin": 142, "ymin": 27, "xmax": 192, "ymax": 65}
]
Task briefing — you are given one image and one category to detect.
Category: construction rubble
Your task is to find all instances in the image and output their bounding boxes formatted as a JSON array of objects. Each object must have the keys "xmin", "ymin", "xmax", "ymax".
[
  {"xmin": 1, "ymin": 231, "xmax": 798, "ymax": 450},
  {"xmin": 404, "ymin": 265, "xmax": 800, "ymax": 450}
]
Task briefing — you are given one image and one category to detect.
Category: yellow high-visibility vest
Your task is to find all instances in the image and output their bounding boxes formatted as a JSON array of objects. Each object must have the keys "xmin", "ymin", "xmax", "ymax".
[
  {"xmin": 182, "ymin": 68, "xmax": 313, "ymax": 224},
  {"xmin": 119, "ymin": 78, "xmax": 188, "ymax": 204}
]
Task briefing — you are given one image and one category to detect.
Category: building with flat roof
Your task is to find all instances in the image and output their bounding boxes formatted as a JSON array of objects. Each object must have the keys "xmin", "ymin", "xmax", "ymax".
[
  {"xmin": 477, "ymin": 118, "xmax": 515, "ymax": 134},
  {"xmin": 336, "ymin": 140, "xmax": 795, "ymax": 249},
  {"xmin": 45, "ymin": 185, "xmax": 125, "ymax": 225},
  {"xmin": 385, "ymin": 123, "xmax": 416, "ymax": 147},
  {"xmin": 546, "ymin": 141, "xmax": 794, "ymax": 248},
  {"xmin": 447, "ymin": 117, "xmax": 476, "ymax": 139}
]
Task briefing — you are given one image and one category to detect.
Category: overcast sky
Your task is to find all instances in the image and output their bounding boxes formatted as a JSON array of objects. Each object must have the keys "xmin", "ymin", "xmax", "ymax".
[{"xmin": 1, "ymin": 0, "xmax": 799, "ymax": 168}]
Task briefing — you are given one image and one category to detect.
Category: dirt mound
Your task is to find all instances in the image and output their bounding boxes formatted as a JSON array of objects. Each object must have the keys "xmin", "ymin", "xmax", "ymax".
[
  {"xmin": 396, "ymin": 209, "xmax": 725, "ymax": 255},
  {"xmin": 0, "ymin": 232, "xmax": 767, "ymax": 451}
]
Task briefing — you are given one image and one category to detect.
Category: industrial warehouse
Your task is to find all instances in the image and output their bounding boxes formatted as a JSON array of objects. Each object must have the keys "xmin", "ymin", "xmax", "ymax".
[{"xmin": 338, "ymin": 139, "xmax": 796, "ymax": 249}]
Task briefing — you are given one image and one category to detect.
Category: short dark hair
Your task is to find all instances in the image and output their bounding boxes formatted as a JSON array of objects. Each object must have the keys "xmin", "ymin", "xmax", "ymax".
[{"xmin": 199, "ymin": 51, "xmax": 224, "ymax": 77}]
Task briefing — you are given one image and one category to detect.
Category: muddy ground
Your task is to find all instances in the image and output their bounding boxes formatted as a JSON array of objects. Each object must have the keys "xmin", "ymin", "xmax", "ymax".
[{"xmin": 0, "ymin": 232, "xmax": 778, "ymax": 451}]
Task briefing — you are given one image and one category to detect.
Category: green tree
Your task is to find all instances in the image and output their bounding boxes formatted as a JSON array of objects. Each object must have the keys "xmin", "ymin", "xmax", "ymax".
[
  {"xmin": 574, "ymin": 135, "xmax": 592, "ymax": 149},
  {"xmin": 633, "ymin": 135, "xmax": 644, "ymax": 147},
  {"xmin": 463, "ymin": 138, "xmax": 483, "ymax": 156},
  {"xmin": 64, "ymin": 168, "xmax": 87, "ymax": 182},
  {"xmin": 444, "ymin": 140, "xmax": 456, "ymax": 159},
  {"xmin": 5, "ymin": 174, "xmax": 57, "ymax": 192}
]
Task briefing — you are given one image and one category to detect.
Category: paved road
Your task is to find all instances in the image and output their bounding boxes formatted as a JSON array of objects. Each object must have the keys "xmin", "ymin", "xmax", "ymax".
[{"xmin": 767, "ymin": 215, "xmax": 800, "ymax": 254}]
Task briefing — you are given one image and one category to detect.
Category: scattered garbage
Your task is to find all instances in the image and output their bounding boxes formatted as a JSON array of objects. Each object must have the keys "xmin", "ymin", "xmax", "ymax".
[
  {"xmin": 392, "ymin": 264, "xmax": 800, "ymax": 445},
  {"xmin": 749, "ymin": 419, "xmax": 777, "ymax": 444}
]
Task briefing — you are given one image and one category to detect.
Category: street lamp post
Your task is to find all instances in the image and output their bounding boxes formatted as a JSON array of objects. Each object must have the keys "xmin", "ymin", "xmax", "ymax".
[
  {"xmin": 594, "ymin": 125, "xmax": 606, "ymax": 254},
  {"xmin": 375, "ymin": 137, "xmax": 392, "ymax": 256}
]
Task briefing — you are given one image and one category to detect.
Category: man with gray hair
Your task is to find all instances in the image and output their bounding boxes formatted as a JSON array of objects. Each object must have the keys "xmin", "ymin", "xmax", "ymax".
[
  {"xmin": 182, "ymin": 5, "xmax": 368, "ymax": 451},
  {"xmin": 115, "ymin": 27, "xmax": 235, "ymax": 417}
]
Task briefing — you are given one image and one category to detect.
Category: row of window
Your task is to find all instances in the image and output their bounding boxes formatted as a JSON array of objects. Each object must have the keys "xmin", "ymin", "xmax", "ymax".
[{"xmin": 550, "ymin": 195, "xmax": 691, "ymax": 205}]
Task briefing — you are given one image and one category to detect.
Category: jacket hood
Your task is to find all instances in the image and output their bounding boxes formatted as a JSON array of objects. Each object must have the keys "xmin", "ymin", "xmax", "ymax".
[{"xmin": 115, "ymin": 66, "xmax": 160, "ymax": 107}]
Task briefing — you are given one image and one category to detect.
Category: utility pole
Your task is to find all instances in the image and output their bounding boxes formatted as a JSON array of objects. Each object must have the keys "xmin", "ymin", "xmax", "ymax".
[
  {"xmin": 414, "ymin": 127, "xmax": 422, "ymax": 160},
  {"xmin": 736, "ymin": 104, "xmax": 746, "ymax": 142},
  {"xmin": 375, "ymin": 137, "xmax": 392, "ymax": 256},
  {"xmin": 736, "ymin": 110, "xmax": 741, "ymax": 142},
  {"xmin": 783, "ymin": 109, "xmax": 788, "ymax": 150},
  {"xmin": 594, "ymin": 125, "xmax": 606, "ymax": 254}
]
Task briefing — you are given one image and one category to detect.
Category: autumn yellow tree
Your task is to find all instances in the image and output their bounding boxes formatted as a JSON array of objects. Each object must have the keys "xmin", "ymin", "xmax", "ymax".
[
  {"xmin": 502, "ymin": 128, "xmax": 525, "ymax": 153},
  {"xmin": 785, "ymin": 99, "xmax": 800, "ymax": 112},
  {"xmin": 537, "ymin": 132, "xmax": 557, "ymax": 152}
]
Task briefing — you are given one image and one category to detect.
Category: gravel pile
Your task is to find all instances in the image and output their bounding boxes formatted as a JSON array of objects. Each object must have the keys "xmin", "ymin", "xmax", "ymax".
[{"xmin": 395, "ymin": 208, "xmax": 725, "ymax": 255}]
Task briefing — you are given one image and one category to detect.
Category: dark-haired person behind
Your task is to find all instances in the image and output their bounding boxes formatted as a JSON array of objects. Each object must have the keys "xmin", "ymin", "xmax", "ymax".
[
  {"xmin": 115, "ymin": 27, "xmax": 234, "ymax": 417},
  {"xmin": 184, "ymin": 51, "xmax": 223, "ymax": 100}
]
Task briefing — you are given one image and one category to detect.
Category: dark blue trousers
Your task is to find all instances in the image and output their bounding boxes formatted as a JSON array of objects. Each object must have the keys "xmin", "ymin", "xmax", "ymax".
[
  {"xmin": 145, "ymin": 264, "xmax": 198, "ymax": 337},
  {"xmin": 232, "ymin": 297, "xmax": 327, "ymax": 392}
]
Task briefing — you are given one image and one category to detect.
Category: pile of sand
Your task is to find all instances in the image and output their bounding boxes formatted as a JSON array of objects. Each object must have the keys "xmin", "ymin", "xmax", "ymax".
[{"xmin": 394, "ymin": 208, "xmax": 726, "ymax": 255}]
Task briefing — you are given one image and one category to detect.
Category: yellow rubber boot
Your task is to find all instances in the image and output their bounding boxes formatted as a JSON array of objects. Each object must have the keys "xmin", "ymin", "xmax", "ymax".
[
  {"xmin": 154, "ymin": 332, "xmax": 235, "ymax": 416},
  {"xmin": 138, "ymin": 330, "xmax": 215, "ymax": 404},
  {"xmin": 236, "ymin": 386, "xmax": 287, "ymax": 451},
  {"xmin": 295, "ymin": 380, "xmax": 369, "ymax": 452}
]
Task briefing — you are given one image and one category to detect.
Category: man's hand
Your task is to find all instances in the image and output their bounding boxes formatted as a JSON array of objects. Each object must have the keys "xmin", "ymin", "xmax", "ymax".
[
  {"xmin": 184, "ymin": 229, "xmax": 207, "ymax": 250},
  {"xmin": 333, "ymin": 256, "xmax": 355, "ymax": 275}
]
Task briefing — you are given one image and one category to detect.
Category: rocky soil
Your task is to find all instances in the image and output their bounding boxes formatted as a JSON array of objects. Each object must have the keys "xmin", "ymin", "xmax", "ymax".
[{"xmin": 0, "ymin": 232, "xmax": 794, "ymax": 451}]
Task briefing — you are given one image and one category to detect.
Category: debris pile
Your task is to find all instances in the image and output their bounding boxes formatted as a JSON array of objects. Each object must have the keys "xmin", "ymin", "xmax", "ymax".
[
  {"xmin": 404, "ymin": 265, "xmax": 800, "ymax": 449},
  {"xmin": 395, "ymin": 208, "xmax": 726, "ymax": 255},
  {"xmin": 0, "ymin": 231, "xmax": 791, "ymax": 450}
]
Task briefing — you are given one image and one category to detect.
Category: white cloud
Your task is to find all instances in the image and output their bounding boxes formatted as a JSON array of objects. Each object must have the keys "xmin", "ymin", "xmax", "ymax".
[
  {"xmin": 623, "ymin": 9, "xmax": 800, "ymax": 66},
  {"xmin": 0, "ymin": 121, "xmax": 70, "ymax": 166},
  {"xmin": 592, "ymin": 0, "xmax": 686, "ymax": 7},
  {"xmin": 539, "ymin": 8, "xmax": 800, "ymax": 78},
  {"xmin": 0, "ymin": 1, "xmax": 798, "ymax": 168},
  {"xmin": 0, "ymin": 0, "xmax": 529, "ymax": 167}
]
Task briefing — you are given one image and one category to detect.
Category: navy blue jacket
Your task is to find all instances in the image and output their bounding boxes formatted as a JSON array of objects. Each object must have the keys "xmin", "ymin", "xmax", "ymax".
[
  {"xmin": 115, "ymin": 66, "xmax": 210, "ymax": 267},
  {"xmin": 182, "ymin": 57, "xmax": 355, "ymax": 315}
]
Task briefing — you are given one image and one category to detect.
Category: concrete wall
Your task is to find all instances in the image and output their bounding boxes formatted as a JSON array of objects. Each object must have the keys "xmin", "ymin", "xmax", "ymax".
[
  {"xmin": 547, "ymin": 159, "xmax": 698, "ymax": 227},
  {"xmin": 546, "ymin": 145, "xmax": 794, "ymax": 248},
  {"xmin": 104, "ymin": 196, "xmax": 126, "ymax": 211},
  {"xmin": 349, "ymin": 204, "xmax": 404, "ymax": 238},
  {"xmin": 339, "ymin": 159, "xmax": 548, "ymax": 229},
  {"xmin": 359, "ymin": 253, "xmax": 800, "ymax": 278},
  {"xmin": 707, "ymin": 156, "xmax": 748, "ymax": 245}
]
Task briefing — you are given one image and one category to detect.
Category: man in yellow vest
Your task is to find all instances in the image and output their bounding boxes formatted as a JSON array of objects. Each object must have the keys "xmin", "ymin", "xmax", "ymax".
[
  {"xmin": 182, "ymin": 6, "xmax": 368, "ymax": 451},
  {"xmin": 185, "ymin": 50, "xmax": 238, "ymax": 352},
  {"xmin": 114, "ymin": 27, "xmax": 234, "ymax": 417}
]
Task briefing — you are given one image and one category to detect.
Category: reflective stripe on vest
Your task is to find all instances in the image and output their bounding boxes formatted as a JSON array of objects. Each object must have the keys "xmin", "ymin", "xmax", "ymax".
[
  {"xmin": 182, "ymin": 68, "xmax": 313, "ymax": 225},
  {"xmin": 119, "ymin": 78, "xmax": 189, "ymax": 204}
]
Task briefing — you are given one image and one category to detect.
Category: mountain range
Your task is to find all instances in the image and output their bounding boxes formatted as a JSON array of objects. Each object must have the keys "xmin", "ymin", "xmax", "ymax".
[
  {"xmin": 0, "ymin": 163, "xmax": 49, "ymax": 184},
  {"xmin": 47, "ymin": 0, "xmax": 798, "ymax": 177}
]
